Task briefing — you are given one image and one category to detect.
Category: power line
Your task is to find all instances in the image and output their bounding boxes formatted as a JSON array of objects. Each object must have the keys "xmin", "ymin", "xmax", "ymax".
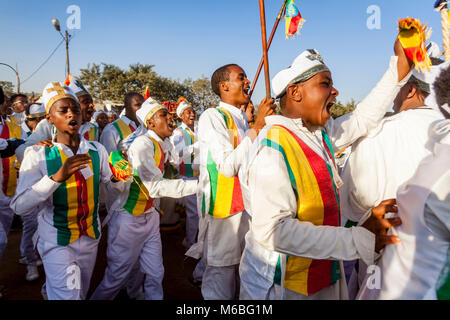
[{"xmin": 20, "ymin": 39, "xmax": 65, "ymax": 85}]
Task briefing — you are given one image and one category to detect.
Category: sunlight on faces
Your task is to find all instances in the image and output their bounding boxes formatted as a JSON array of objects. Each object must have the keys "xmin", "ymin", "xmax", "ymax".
[
  {"xmin": 127, "ymin": 94, "xmax": 145, "ymax": 116},
  {"xmin": 96, "ymin": 112, "xmax": 108, "ymax": 129},
  {"xmin": 11, "ymin": 96, "xmax": 28, "ymax": 113},
  {"xmin": 78, "ymin": 94, "xmax": 94, "ymax": 122},
  {"xmin": 284, "ymin": 71, "xmax": 338, "ymax": 128},
  {"xmin": 220, "ymin": 65, "xmax": 251, "ymax": 106},
  {"xmin": 108, "ymin": 113, "xmax": 117, "ymax": 123},
  {"xmin": 180, "ymin": 106, "xmax": 196, "ymax": 127},
  {"xmin": 146, "ymin": 108, "xmax": 173, "ymax": 139},
  {"xmin": 47, "ymin": 98, "xmax": 82, "ymax": 135}
]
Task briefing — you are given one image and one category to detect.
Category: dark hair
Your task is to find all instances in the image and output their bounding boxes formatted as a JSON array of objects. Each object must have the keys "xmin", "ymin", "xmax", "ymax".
[
  {"xmin": 0, "ymin": 87, "xmax": 4, "ymax": 105},
  {"xmin": 434, "ymin": 64, "xmax": 450, "ymax": 108},
  {"xmin": 211, "ymin": 64, "xmax": 240, "ymax": 97},
  {"xmin": 10, "ymin": 93, "xmax": 27, "ymax": 103},
  {"xmin": 430, "ymin": 57, "xmax": 444, "ymax": 66},
  {"xmin": 124, "ymin": 91, "xmax": 143, "ymax": 107}
]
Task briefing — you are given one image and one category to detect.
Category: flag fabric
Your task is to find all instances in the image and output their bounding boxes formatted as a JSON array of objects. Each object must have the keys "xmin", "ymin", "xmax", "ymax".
[
  {"xmin": 285, "ymin": 0, "xmax": 306, "ymax": 39},
  {"xmin": 109, "ymin": 151, "xmax": 133, "ymax": 181},
  {"xmin": 64, "ymin": 74, "xmax": 72, "ymax": 86},
  {"xmin": 143, "ymin": 85, "xmax": 150, "ymax": 100},
  {"xmin": 398, "ymin": 18, "xmax": 432, "ymax": 73}
]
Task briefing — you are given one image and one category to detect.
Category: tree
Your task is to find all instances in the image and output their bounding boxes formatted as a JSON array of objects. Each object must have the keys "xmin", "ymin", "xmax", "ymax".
[
  {"xmin": 189, "ymin": 76, "xmax": 220, "ymax": 112},
  {"xmin": 0, "ymin": 81, "xmax": 14, "ymax": 97},
  {"xmin": 329, "ymin": 99, "xmax": 357, "ymax": 118}
]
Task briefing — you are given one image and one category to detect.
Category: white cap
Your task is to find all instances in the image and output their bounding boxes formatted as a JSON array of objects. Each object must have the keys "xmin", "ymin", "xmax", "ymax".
[
  {"xmin": 69, "ymin": 79, "xmax": 90, "ymax": 98},
  {"xmin": 42, "ymin": 82, "xmax": 78, "ymax": 113},
  {"xmin": 427, "ymin": 41, "xmax": 441, "ymax": 59},
  {"xmin": 272, "ymin": 49, "xmax": 329, "ymax": 98},
  {"xmin": 176, "ymin": 100, "xmax": 192, "ymax": 117},
  {"xmin": 27, "ymin": 103, "xmax": 46, "ymax": 119},
  {"xmin": 136, "ymin": 97, "xmax": 167, "ymax": 128}
]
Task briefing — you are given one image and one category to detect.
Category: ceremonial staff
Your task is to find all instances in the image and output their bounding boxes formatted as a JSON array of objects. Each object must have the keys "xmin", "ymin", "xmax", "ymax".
[
  {"xmin": 250, "ymin": 0, "xmax": 287, "ymax": 98},
  {"xmin": 434, "ymin": 0, "xmax": 450, "ymax": 61},
  {"xmin": 258, "ymin": 0, "xmax": 272, "ymax": 99}
]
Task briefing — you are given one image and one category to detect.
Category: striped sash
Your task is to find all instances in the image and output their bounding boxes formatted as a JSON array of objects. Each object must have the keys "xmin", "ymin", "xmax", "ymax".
[
  {"xmin": 112, "ymin": 119, "xmax": 136, "ymax": 140},
  {"xmin": 45, "ymin": 144, "xmax": 101, "ymax": 246},
  {"xmin": 1, "ymin": 121, "xmax": 21, "ymax": 196},
  {"xmin": 83, "ymin": 125, "xmax": 98, "ymax": 141},
  {"xmin": 123, "ymin": 137, "xmax": 165, "ymax": 216},
  {"xmin": 176, "ymin": 126, "xmax": 198, "ymax": 177},
  {"xmin": 262, "ymin": 125, "xmax": 341, "ymax": 296},
  {"xmin": 201, "ymin": 108, "xmax": 245, "ymax": 219}
]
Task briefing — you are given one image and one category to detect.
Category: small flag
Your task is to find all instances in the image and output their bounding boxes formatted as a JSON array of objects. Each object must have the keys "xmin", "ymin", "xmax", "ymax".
[
  {"xmin": 143, "ymin": 85, "xmax": 150, "ymax": 100},
  {"xmin": 177, "ymin": 96, "xmax": 187, "ymax": 105},
  {"xmin": 108, "ymin": 151, "xmax": 133, "ymax": 181},
  {"xmin": 285, "ymin": 0, "xmax": 306, "ymax": 39},
  {"xmin": 64, "ymin": 74, "xmax": 72, "ymax": 86},
  {"xmin": 398, "ymin": 18, "xmax": 432, "ymax": 73}
]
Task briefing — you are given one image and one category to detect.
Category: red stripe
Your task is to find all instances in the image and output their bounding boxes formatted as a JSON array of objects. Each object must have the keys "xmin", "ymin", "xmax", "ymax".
[
  {"xmin": 74, "ymin": 172, "xmax": 88, "ymax": 237},
  {"xmin": 275, "ymin": 125, "xmax": 339, "ymax": 295},
  {"xmin": 129, "ymin": 123, "xmax": 136, "ymax": 133},
  {"xmin": 288, "ymin": 14, "xmax": 302, "ymax": 35},
  {"xmin": 229, "ymin": 176, "xmax": 245, "ymax": 215},
  {"xmin": 0, "ymin": 123, "xmax": 10, "ymax": 194}
]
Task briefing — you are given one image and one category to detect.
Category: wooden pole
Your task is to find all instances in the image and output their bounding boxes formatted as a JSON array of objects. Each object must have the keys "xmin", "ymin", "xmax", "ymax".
[
  {"xmin": 258, "ymin": 0, "xmax": 271, "ymax": 99},
  {"xmin": 250, "ymin": 0, "xmax": 287, "ymax": 98}
]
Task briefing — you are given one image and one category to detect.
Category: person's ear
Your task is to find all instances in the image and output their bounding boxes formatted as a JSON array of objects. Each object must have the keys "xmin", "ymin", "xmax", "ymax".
[
  {"xmin": 219, "ymin": 81, "xmax": 229, "ymax": 94},
  {"xmin": 47, "ymin": 114, "xmax": 54, "ymax": 125},
  {"xmin": 406, "ymin": 85, "xmax": 417, "ymax": 99},
  {"xmin": 287, "ymin": 84, "xmax": 302, "ymax": 102}
]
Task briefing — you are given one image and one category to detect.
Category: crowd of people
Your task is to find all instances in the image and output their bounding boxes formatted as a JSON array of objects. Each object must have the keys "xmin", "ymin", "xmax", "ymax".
[{"xmin": 0, "ymin": 35, "xmax": 448, "ymax": 300}]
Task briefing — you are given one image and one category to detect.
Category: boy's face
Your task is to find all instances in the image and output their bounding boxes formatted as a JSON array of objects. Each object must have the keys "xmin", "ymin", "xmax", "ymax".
[
  {"xmin": 26, "ymin": 116, "xmax": 45, "ymax": 132},
  {"xmin": 126, "ymin": 95, "xmax": 145, "ymax": 116},
  {"xmin": 11, "ymin": 96, "xmax": 28, "ymax": 113},
  {"xmin": 78, "ymin": 94, "xmax": 95, "ymax": 122},
  {"xmin": 96, "ymin": 112, "xmax": 109, "ymax": 129},
  {"xmin": 147, "ymin": 109, "xmax": 174, "ymax": 139},
  {"xmin": 222, "ymin": 65, "xmax": 251, "ymax": 106},
  {"xmin": 181, "ymin": 107, "xmax": 196, "ymax": 127},
  {"xmin": 290, "ymin": 71, "xmax": 338, "ymax": 128},
  {"xmin": 47, "ymin": 98, "xmax": 82, "ymax": 136},
  {"xmin": 108, "ymin": 113, "xmax": 117, "ymax": 123}
]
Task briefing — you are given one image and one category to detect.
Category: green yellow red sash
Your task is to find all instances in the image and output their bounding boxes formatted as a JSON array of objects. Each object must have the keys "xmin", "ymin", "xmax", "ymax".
[
  {"xmin": 176, "ymin": 126, "xmax": 198, "ymax": 178},
  {"xmin": 1, "ymin": 120, "xmax": 21, "ymax": 196},
  {"xmin": 112, "ymin": 119, "xmax": 135, "ymax": 141}
]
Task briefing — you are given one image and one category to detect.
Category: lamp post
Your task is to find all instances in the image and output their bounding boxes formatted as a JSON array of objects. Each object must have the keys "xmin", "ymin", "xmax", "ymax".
[
  {"xmin": 51, "ymin": 18, "xmax": 71, "ymax": 76},
  {"xmin": 0, "ymin": 62, "xmax": 20, "ymax": 93}
]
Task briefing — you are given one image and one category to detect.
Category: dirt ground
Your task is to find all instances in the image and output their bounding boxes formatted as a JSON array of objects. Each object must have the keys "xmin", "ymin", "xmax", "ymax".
[{"xmin": 0, "ymin": 211, "xmax": 203, "ymax": 300}]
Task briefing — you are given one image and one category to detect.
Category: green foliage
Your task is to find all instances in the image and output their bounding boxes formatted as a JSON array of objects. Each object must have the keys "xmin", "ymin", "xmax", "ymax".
[
  {"xmin": 0, "ymin": 81, "xmax": 14, "ymax": 97},
  {"xmin": 78, "ymin": 63, "xmax": 219, "ymax": 112},
  {"xmin": 329, "ymin": 99, "xmax": 357, "ymax": 118}
]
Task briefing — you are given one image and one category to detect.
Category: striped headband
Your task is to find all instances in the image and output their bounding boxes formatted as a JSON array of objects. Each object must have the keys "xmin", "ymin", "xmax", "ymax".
[
  {"xmin": 408, "ymin": 75, "xmax": 430, "ymax": 93},
  {"xmin": 278, "ymin": 64, "xmax": 330, "ymax": 98}
]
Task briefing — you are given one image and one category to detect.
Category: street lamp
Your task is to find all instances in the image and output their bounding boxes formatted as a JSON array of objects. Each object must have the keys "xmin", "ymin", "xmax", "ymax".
[
  {"xmin": 0, "ymin": 63, "xmax": 20, "ymax": 93},
  {"xmin": 51, "ymin": 18, "xmax": 71, "ymax": 76}
]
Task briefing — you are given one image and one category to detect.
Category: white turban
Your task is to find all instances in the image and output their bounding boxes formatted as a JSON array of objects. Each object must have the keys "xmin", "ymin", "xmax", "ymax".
[
  {"xmin": 136, "ymin": 97, "xmax": 167, "ymax": 128},
  {"xmin": 69, "ymin": 79, "xmax": 90, "ymax": 98},
  {"xmin": 176, "ymin": 100, "xmax": 192, "ymax": 117},
  {"xmin": 27, "ymin": 103, "xmax": 46, "ymax": 119},
  {"xmin": 272, "ymin": 49, "xmax": 329, "ymax": 98},
  {"xmin": 41, "ymin": 81, "xmax": 78, "ymax": 113}
]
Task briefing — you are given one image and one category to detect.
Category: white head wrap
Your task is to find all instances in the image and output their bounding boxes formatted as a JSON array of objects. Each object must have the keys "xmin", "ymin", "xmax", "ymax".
[
  {"xmin": 27, "ymin": 103, "xmax": 46, "ymax": 119},
  {"xmin": 176, "ymin": 100, "xmax": 192, "ymax": 117},
  {"xmin": 136, "ymin": 97, "xmax": 167, "ymax": 128},
  {"xmin": 272, "ymin": 49, "xmax": 329, "ymax": 98},
  {"xmin": 68, "ymin": 79, "xmax": 90, "ymax": 98},
  {"xmin": 41, "ymin": 82, "xmax": 78, "ymax": 113},
  {"xmin": 424, "ymin": 61, "xmax": 450, "ymax": 112}
]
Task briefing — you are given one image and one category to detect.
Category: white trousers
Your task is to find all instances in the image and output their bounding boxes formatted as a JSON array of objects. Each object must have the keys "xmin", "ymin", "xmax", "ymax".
[
  {"xmin": 37, "ymin": 235, "xmax": 99, "ymax": 300},
  {"xmin": 91, "ymin": 210, "xmax": 164, "ymax": 300},
  {"xmin": 183, "ymin": 193, "xmax": 198, "ymax": 249},
  {"xmin": 0, "ymin": 202, "xmax": 14, "ymax": 260},
  {"xmin": 20, "ymin": 208, "xmax": 39, "ymax": 264}
]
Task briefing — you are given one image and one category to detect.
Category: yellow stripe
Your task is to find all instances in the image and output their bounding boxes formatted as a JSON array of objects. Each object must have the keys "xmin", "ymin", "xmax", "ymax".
[
  {"xmin": 85, "ymin": 160, "xmax": 96, "ymax": 238},
  {"xmin": 116, "ymin": 119, "xmax": 132, "ymax": 139},
  {"xmin": 267, "ymin": 127, "xmax": 325, "ymax": 295},
  {"xmin": 213, "ymin": 175, "xmax": 234, "ymax": 218},
  {"xmin": 59, "ymin": 151, "xmax": 80, "ymax": 244},
  {"xmin": 5, "ymin": 122, "xmax": 21, "ymax": 196}
]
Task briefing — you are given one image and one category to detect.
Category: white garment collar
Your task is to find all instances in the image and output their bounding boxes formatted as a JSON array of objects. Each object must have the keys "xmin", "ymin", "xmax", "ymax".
[
  {"xmin": 265, "ymin": 115, "xmax": 323, "ymax": 135},
  {"xmin": 147, "ymin": 129, "xmax": 164, "ymax": 144},
  {"xmin": 218, "ymin": 101, "xmax": 246, "ymax": 119},
  {"xmin": 51, "ymin": 135, "xmax": 97, "ymax": 156}
]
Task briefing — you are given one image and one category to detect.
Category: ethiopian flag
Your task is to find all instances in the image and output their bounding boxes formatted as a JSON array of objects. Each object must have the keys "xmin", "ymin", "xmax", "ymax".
[
  {"xmin": 285, "ymin": 0, "xmax": 306, "ymax": 39},
  {"xmin": 64, "ymin": 74, "xmax": 72, "ymax": 86},
  {"xmin": 398, "ymin": 18, "xmax": 432, "ymax": 73},
  {"xmin": 143, "ymin": 85, "xmax": 150, "ymax": 100}
]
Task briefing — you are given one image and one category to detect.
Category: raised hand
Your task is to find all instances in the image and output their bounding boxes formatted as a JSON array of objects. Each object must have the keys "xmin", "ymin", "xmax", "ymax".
[
  {"xmin": 51, "ymin": 154, "xmax": 92, "ymax": 183},
  {"xmin": 35, "ymin": 139, "xmax": 54, "ymax": 148},
  {"xmin": 362, "ymin": 198, "xmax": 402, "ymax": 253},
  {"xmin": 253, "ymin": 96, "xmax": 277, "ymax": 131}
]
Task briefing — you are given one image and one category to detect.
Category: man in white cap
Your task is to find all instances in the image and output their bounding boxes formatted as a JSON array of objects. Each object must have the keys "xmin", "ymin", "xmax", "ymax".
[
  {"xmin": 238, "ymin": 38, "xmax": 413, "ymax": 300},
  {"xmin": 357, "ymin": 62, "xmax": 450, "ymax": 300},
  {"xmin": 22, "ymin": 103, "xmax": 46, "ymax": 135},
  {"xmin": 15, "ymin": 79, "xmax": 99, "ymax": 163},
  {"xmin": 340, "ymin": 58, "xmax": 446, "ymax": 297},
  {"xmin": 185, "ymin": 63, "xmax": 276, "ymax": 300},
  {"xmin": 10, "ymin": 81, "xmax": 122, "ymax": 300},
  {"xmin": 170, "ymin": 99, "xmax": 199, "ymax": 249},
  {"xmin": 90, "ymin": 98, "xmax": 197, "ymax": 300}
]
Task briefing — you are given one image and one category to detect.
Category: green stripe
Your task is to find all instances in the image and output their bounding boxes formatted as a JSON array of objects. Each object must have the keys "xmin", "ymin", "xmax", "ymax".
[
  {"xmin": 437, "ymin": 247, "xmax": 450, "ymax": 300},
  {"xmin": 123, "ymin": 175, "xmax": 143, "ymax": 215},
  {"xmin": 344, "ymin": 220, "xmax": 358, "ymax": 228},
  {"xmin": 206, "ymin": 151, "xmax": 219, "ymax": 216},
  {"xmin": 88, "ymin": 144, "xmax": 100, "ymax": 238},
  {"xmin": 321, "ymin": 129, "xmax": 335, "ymax": 158},
  {"xmin": 216, "ymin": 108, "xmax": 229, "ymax": 127},
  {"xmin": 45, "ymin": 147, "xmax": 71, "ymax": 246},
  {"xmin": 274, "ymin": 255, "xmax": 282, "ymax": 286},
  {"xmin": 330, "ymin": 260, "xmax": 341, "ymax": 284},
  {"xmin": 112, "ymin": 121, "xmax": 124, "ymax": 140}
]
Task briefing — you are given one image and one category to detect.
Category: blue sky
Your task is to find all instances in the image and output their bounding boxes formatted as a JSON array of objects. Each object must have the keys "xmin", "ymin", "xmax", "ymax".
[{"xmin": 0, "ymin": 0, "xmax": 445, "ymax": 105}]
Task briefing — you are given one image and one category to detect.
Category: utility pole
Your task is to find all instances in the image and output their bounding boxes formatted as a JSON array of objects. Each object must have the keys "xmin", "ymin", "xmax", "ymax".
[
  {"xmin": 65, "ymin": 30, "xmax": 70, "ymax": 75},
  {"xmin": 15, "ymin": 63, "xmax": 20, "ymax": 93}
]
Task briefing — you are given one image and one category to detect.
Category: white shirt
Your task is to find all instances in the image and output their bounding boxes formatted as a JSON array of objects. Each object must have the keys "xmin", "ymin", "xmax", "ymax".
[
  {"xmin": 15, "ymin": 119, "xmax": 98, "ymax": 163},
  {"xmin": 239, "ymin": 55, "xmax": 413, "ymax": 300},
  {"xmin": 340, "ymin": 107, "xmax": 444, "ymax": 224},
  {"xmin": 185, "ymin": 101, "xmax": 252, "ymax": 267},
  {"xmin": 10, "ymin": 137, "xmax": 121, "ymax": 243},
  {"xmin": 100, "ymin": 115, "xmax": 143, "ymax": 154},
  {"xmin": 357, "ymin": 120, "xmax": 450, "ymax": 300},
  {"xmin": 169, "ymin": 122, "xmax": 200, "ymax": 175},
  {"xmin": 110, "ymin": 129, "xmax": 197, "ymax": 215}
]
